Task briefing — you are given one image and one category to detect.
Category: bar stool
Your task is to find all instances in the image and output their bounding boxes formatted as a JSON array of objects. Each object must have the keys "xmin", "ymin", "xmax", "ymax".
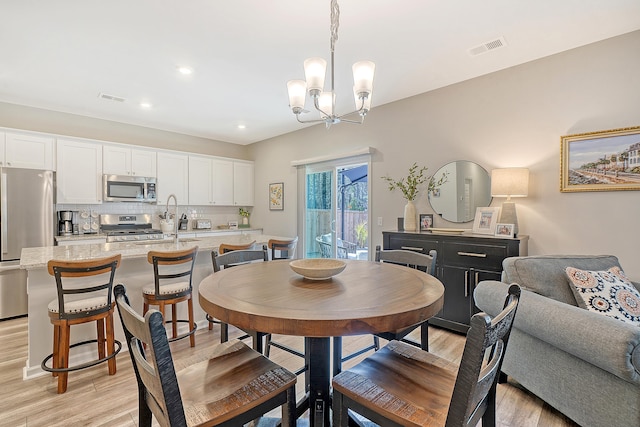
[
  {"xmin": 218, "ymin": 240, "xmax": 256, "ymax": 254},
  {"xmin": 206, "ymin": 240, "xmax": 255, "ymax": 331},
  {"xmin": 268, "ymin": 236, "xmax": 298, "ymax": 260},
  {"xmin": 41, "ymin": 254, "xmax": 122, "ymax": 394},
  {"xmin": 142, "ymin": 246, "xmax": 198, "ymax": 347}
]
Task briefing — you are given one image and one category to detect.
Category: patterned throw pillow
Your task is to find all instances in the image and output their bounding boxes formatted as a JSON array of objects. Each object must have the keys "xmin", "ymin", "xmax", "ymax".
[{"xmin": 565, "ymin": 266, "xmax": 640, "ymax": 326}]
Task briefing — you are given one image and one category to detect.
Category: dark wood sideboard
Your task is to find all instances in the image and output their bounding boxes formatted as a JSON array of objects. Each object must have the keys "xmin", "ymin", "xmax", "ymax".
[{"xmin": 382, "ymin": 230, "xmax": 528, "ymax": 333}]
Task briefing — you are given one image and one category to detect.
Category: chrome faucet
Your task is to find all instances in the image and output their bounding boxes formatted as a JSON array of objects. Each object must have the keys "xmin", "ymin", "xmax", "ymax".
[{"xmin": 166, "ymin": 193, "xmax": 178, "ymax": 241}]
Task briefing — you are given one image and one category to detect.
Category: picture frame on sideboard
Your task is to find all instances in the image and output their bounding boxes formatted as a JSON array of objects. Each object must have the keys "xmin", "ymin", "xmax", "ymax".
[{"xmin": 472, "ymin": 207, "xmax": 501, "ymax": 235}]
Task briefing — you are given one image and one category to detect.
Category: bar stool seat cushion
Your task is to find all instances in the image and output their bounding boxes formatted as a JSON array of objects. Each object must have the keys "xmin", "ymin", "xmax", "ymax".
[
  {"xmin": 142, "ymin": 281, "xmax": 190, "ymax": 296},
  {"xmin": 48, "ymin": 296, "xmax": 109, "ymax": 314}
]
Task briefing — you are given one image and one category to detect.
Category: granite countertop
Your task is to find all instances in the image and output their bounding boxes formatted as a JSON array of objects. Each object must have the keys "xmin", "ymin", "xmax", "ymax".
[
  {"xmin": 53, "ymin": 227, "xmax": 264, "ymax": 242},
  {"xmin": 21, "ymin": 233, "xmax": 281, "ymax": 269}
]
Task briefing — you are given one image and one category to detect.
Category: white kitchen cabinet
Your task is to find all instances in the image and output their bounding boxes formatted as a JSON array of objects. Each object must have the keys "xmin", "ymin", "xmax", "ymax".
[
  {"xmin": 188, "ymin": 155, "xmax": 213, "ymax": 205},
  {"xmin": 212, "ymin": 158, "xmax": 234, "ymax": 205},
  {"xmin": 2, "ymin": 132, "xmax": 54, "ymax": 170},
  {"xmin": 103, "ymin": 144, "xmax": 156, "ymax": 177},
  {"xmin": 233, "ymin": 161, "xmax": 254, "ymax": 206},
  {"xmin": 188, "ymin": 156, "xmax": 252, "ymax": 206},
  {"xmin": 157, "ymin": 151, "xmax": 189, "ymax": 205},
  {"xmin": 56, "ymin": 139, "xmax": 103, "ymax": 204}
]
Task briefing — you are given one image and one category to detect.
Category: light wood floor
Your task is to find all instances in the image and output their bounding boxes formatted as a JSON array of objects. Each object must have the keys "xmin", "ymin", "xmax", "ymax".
[{"xmin": 0, "ymin": 316, "xmax": 578, "ymax": 427}]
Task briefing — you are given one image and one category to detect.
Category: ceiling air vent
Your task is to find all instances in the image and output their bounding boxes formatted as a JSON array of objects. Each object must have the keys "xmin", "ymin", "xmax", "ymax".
[
  {"xmin": 468, "ymin": 36, "xmax": 507, "ymax": 57},
  {"xmin": 98, "ymin": 93, "xmax": 126, "ymax": 103}
]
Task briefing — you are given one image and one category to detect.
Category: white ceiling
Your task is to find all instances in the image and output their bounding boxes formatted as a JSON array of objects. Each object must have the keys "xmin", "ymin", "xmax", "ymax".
[{"xmin": 2, "ymin": 1, "xmax": 640, "ymax": 145}]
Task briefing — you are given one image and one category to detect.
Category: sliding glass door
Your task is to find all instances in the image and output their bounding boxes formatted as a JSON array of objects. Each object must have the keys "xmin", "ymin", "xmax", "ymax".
[{"xmin": 303, "ymin": 159, "xmax": 369, "ymax": 259}]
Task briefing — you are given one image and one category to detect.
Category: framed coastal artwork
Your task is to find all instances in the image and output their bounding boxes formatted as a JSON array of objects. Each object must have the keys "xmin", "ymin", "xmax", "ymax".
[
  {"xmin": 560, "ymin": 126, "xmax": 640, "ymax": 192},
  {"xmin": 269, "ymin": 182, "xmax": 284, "ymax": 210},
  {"xmin": 472, "ymin": 207, "xmax": 501, "ymax": 235}
]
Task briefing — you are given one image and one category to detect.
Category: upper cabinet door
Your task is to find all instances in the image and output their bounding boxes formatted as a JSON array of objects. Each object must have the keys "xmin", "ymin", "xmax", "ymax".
[
  {"xmin": 131, "ymin": 148, "xmax": 156, "ymax": 177},
  {"xmin": 103, "ymin": 145, "xmax": 131, "ymax": 175},
  {"xmin": 4, "ymin": 132, "xmax": 54, "ymax": 170},
  {"xmin": 233, "ymin": 161, "xmax": 254, "ymax": 206},
  {"xmin": 57, "ymin": 139, "xmax": 103, "ymax": 204},
  {"xmin": 188, "ymin": 155, "xmax": 213, "ymax": 205},
  {"xmin": 157, "ymin": 151, "xmax": 189, "ymax": 205},
  {"xmin": 0, "ymin": 132, "xmax": 5, "ymax": 166},
  {"xmin": 104, "ymin": 145, "xmax": 156, "ymax": 176},
  {"xmin": 212, "ymin": 158, "xmax": 234, "ymax": 205}
]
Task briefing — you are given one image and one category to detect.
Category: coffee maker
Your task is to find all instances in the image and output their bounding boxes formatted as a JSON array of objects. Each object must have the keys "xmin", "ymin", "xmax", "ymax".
[{"xmin": 58, "ymin": 210, "xmax": 74, "ymax": 236}]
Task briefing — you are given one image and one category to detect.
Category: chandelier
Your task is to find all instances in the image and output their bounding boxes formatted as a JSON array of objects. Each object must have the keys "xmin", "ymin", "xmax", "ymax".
[{"xmin": 286, "ymin": 0, "xmax": 375, "ymax": 127}]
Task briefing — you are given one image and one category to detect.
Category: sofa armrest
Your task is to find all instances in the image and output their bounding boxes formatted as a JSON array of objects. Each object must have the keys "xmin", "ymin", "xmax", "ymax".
[{"xmin": 475, "ymin": 280, "xmax": 640, "ymax": 385}]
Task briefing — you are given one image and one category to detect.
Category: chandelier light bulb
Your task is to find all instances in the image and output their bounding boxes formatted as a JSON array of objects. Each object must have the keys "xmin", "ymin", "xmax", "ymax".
[
  {"xmin": 352, "ymin": 61, "xmax": 375, "ymax": 96},
  {"xmin": 287, "ymin": 80, "xmax": 307, "ymax": 113},
  {"xmin": 304, "ymin": 57, "xmax": 327, "ymax": 95},
  {"xmin": 318, "ymin": 92, "xmax": 334, "ymax": 118}
]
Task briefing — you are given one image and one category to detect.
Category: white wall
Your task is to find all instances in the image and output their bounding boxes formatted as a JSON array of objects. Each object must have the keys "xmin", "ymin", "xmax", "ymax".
[{"xmin": 249, "ymin": 30, "xmax": 640, "ymax": 279}]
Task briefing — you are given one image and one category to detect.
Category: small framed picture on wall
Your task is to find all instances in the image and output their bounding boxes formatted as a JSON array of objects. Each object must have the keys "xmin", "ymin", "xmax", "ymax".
[
  {"xmin": 419, "ymin": 214, "xmax": 434, "ymax": 231},
  {"xmin": 269, "ymin": 182, "xmax": 284, "ymax": 210}
]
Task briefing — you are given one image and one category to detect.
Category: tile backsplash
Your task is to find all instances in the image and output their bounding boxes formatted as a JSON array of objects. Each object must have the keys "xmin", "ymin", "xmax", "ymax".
[{"xmin": 56, "ymin": 203, "xmax": 251, "ymax": 232}]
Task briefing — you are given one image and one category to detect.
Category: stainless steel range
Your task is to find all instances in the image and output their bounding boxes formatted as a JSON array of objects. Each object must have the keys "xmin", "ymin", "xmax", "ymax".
[{"xmin": 100, "ymin": 214, "xmax": 165, "ymax": 243}]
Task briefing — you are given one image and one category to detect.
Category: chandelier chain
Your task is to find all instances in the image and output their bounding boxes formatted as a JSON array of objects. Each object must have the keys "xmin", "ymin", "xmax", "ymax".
[{"xmin": 330, "ymin": 0, "xmax": 339, "ymax": 53}]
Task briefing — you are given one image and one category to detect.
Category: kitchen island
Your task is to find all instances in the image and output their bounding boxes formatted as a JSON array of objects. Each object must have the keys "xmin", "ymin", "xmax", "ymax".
[{"xmin": 20, "ymin": 232, "xmax": 287, "ymax": 379}]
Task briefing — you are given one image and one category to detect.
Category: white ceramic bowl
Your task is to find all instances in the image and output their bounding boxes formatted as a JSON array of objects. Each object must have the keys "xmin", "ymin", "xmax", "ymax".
[{"xmin": 289, "ymin": 259, "xmax": 347, "ymax": 280}]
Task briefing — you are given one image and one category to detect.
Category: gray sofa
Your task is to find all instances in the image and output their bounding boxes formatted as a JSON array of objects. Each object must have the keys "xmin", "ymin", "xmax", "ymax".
[{"xmin": 474, "ymin": 255, "xmax": 640, "ymax": 427}]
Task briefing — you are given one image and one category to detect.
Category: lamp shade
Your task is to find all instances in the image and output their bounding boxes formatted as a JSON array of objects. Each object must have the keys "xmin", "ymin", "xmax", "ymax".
[
  {"xmin": 287, "ymin": 80, "xmax": 307, "ymax": 112},
  {"xmin": 318, "ymin": 92, "xmax": 334, "ymax": 118},
  {"xmin": 304, "ymin": 57, "xmax": 327, "ymax": 94},
  {"xmin": 352, "ymin": 60, "xmax": 375, "ymax": 95},
  {"xmin": 491, "ymin": 168, "xmax": 529, "ymax": 198}
]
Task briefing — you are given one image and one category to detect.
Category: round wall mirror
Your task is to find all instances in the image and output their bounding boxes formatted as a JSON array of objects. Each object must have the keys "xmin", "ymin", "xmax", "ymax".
[{"xmin": 428, "ymin": 161, "xmax": 492, "ymax": 223}]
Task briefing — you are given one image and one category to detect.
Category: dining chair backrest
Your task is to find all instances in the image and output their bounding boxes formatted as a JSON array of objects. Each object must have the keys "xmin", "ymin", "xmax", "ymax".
[
  {"xmin": 47, "ymin": 254, "xmax": 121, "ymax": 321},
  {"xmin": 146, "ymin": 246, "xmax": 198, "ymax": 301},
  {"xmin": 375, "ymin": 245, "xmax": 437, "ymax": 275},
  {"xmin": 114, "ymin": 284, "xmax": 186, "ymax": 427},
  {"xmin": 268, "ymin": 237, "xmax": 298, "ymax": 260},
  {"xmin": 446, "ymin": 283, "xmax": 521, "ymax": 426},
  {"xmin": 218, "ymin": 240, "xmax": 256, "ymax": 254},
  {"xmin": 212, "ymin": 245, "xmax": 269, "ymax": 272}
]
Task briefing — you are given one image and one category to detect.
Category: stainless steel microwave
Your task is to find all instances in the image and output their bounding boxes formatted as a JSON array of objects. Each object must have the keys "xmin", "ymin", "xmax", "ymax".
[{"xmin": 103, "ymin": 175, "xmax": 157, "ymax": 203}]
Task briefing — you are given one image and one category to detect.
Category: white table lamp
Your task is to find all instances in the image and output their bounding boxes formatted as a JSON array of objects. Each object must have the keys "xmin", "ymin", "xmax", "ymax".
[{"xmin": 491, "ymin": 168, "xmax": 529, "ymax": 236}]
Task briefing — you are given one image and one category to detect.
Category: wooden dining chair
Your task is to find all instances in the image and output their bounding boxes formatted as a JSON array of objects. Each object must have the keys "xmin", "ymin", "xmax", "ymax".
[
  {"xmin": 332, "ymin": 284, "xmax": 521, "ymax": 427},
  {"xmin": 373, "ymin": 245, "xmax": 438, "ymax": 350},
  {"xmin": 208, "ymin": 245, "xmax": 270, "ymax": 352},
  {"xmin": 114, "ymin": 284, "xmax": 297, "ymax": 427},
  {"xmin": 142, "ymin": 246, "xmax": 198, "ymax": 347},
  {"xmin": 41, "ymin": 254, "xmax": 122, "ymax": 393},
  {"xmin": 205, "ymin": 240, "xmax": 256, "ymax": 332},
  {"xmin": 333, "ymin": 246, "xmax": 438, "ymax": 375},
  {"xmin": 268, "ymin": 236, "xmax": 298, "ymax": 260}
]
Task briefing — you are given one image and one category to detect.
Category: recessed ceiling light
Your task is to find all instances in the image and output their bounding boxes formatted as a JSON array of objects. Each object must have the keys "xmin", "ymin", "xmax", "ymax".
[
  {"xmin": 140, "ymin": 102, "xmax": 152, "ymax": 109},
  {"xmin": 177, "ymin": 66, "xmax": 193, "ymax": 75}
]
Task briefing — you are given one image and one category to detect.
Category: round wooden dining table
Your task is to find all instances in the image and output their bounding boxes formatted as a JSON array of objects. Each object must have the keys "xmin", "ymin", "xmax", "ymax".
[{"xmin": 198, "ymin": 259, "xmax": 444, "ymax": 427}]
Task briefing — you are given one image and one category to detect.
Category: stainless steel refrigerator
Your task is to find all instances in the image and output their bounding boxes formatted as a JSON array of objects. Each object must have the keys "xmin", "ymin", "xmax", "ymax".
[{"xmin": 0, "ymin": 168, "xmax": 55, "ymax": 319}]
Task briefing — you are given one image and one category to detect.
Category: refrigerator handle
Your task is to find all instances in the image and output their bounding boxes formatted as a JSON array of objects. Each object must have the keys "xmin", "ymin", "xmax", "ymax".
[{"xmin": 1, "ymin": 171, "xmax": 7, "ymax": 255}]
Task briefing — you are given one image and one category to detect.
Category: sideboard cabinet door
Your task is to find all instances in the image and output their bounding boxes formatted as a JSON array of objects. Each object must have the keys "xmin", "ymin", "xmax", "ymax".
[{"xmin": 382, "ymin": 231, "xmax": 527, "ymax": 333}]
